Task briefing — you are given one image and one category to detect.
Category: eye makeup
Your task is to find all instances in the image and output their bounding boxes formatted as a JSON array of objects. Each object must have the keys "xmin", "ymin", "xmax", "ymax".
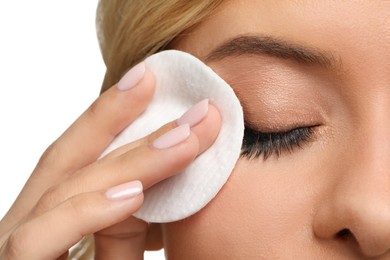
[
  {"xmin": 208, "ymin": 55, "xmax": 330, "ymax": 160},
  {"xmin": 241, "ymin": 125, "xmax": 316, "ymax": 160}
]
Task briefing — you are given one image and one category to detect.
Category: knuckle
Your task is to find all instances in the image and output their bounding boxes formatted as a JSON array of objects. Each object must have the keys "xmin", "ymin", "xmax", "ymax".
[
  {"xmin": 35, "ymin": 185, "xmax": 62, "ymax": 213},
  {"xmin": 147, "ymin": 131, "xmax": 157, "ymax": 144},
  {"xmin": 63, "ymin": 197, "xmax": 91, "ymax": 239},
  {"xmin": 37, "ymin": 141, "xmax": 61, "ymax": 170},
  {"xmin": 86, "ymin": 99, "xmax": 101, "ymax": 120},
  {"xmin": 66, "ymin": 195, "xmax": 88, "ymax": 218},
  {"xmin": 116, "ymin": 154, "xmax": 132, "ymax": 177},
  {"xmin": 65, "ymin": 196, "xmax": 93, "ymax": 219},
  {"xmin": 68, "ymin": 197, "xmax": 82, "ymax": 215}
]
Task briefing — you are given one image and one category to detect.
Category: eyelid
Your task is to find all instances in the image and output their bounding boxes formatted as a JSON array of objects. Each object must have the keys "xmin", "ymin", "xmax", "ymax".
[{"xmin": 244, "ymin": 120, "xmax": 321, "ymax": 134}]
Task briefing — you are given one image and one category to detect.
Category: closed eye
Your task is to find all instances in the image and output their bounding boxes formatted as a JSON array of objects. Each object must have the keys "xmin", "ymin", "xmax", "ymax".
[{"xmin": 240, "ymin": 125, "xmax": 316, "ymax": 160}]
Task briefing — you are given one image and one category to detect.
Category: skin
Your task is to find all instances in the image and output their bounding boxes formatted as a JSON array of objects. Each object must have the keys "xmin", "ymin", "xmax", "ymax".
[
  {"xmin": 161, "ymin": 0, "xmax": 390, "ymax": 259},
  {"xmin": 0, "ymin": 67, "xmax": 222, "ymax": 259},
  {"xmin": 1, "ymin": 1, "xmax": 390, "ymax": 259}
]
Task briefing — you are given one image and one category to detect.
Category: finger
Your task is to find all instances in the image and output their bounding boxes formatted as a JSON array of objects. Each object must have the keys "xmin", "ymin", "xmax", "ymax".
[
  {"xmin": 31, "ymin": 124, "xmax": 195, "ymax": 216},
  {"xmin": 188, "ymin": 103, "xmax": 221, "ymax": 153},
  {"xmin": 36, "ymin": 63, "xmax": 155, "ymax": 176},
  {"xmin": 2, "ymin": 181, "xmax": 144, "ymax": 260},
  {"xmin": 34, "ymin": 102, "xmax": 221, "ymax": 214},
  {"xmin": 93, "ymin": 98, "xmax": 222, "ymax": 258},
  {"xmin": 103, "ymin": 102, "xmax": 221, "ymax": 159},
  {"xmin": 1, "ymin": 65, "xmax": 155, "ymax": 229},
  {"xmin": 84, "ymin": 101, "xmax": 220, "ymax": 259},
  {"xmin": 89, "ymin": 102, "xmax": 222, "ymax": 191}
]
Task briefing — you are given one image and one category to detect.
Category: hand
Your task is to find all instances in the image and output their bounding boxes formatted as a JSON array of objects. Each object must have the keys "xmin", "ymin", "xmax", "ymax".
[{"xmin": 0, "ymin": 63, "xmax": 221, "ymax": 259}]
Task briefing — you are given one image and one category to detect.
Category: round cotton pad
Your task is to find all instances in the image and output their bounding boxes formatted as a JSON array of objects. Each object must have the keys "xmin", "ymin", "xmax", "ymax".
[{"xmin": 101, "ymin": 50, "xmax": 244, "ymax": 223}]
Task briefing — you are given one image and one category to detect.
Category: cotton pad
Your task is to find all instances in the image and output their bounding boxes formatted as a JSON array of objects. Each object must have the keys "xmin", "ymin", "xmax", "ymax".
[{"xmin": 102, "ymin": 50, "xmax": 244, "ymax": 223}]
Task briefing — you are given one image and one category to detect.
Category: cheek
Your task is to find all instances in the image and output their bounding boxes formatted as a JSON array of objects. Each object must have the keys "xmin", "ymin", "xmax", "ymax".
[{"xmin": 162, "ymin": 152, "xmax": 324, "ymax": 259}]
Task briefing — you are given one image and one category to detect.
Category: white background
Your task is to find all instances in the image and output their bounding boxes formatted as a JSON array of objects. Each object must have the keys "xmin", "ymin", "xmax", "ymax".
[{"xmin": 0, "ymin": 1, "xmax": 163, "ymax": 259}]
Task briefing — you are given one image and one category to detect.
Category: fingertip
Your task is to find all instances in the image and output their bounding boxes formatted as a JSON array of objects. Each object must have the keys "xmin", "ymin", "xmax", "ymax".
[
  {"xmin": 117, "ymin": 62, "xmax": 146, "ymax": 91},
  {"xmin": 191, "ymin": 103, "xmax": 222, "ymax": 153},
  {"xmin": 207, "ymin": 103, "xmax": 223, "ymax": 129},
  {"xmin": 142, "ymin": 67, "xmax": 156, "ymax": 94}
]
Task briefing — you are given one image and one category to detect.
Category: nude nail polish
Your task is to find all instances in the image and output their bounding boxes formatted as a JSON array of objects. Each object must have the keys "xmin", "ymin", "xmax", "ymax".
[
  {"xmin": 117, "ymin": 62, "xmax": 145, "ymax": 91},
  {"xmin": 105, "ymin": 180, "xmax": 143, "ymax": 200},
  {"xmin": 152, "ymin": 124, "xmax": 190, "ymax": 149},
  {"xmin": 176, "ymin": 99, "xmax": 209, "ymax": 127}
]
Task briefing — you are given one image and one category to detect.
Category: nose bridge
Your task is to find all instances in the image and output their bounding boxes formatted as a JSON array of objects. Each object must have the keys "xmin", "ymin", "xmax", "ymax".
[
  {"xmin": 343, "ymin": 91, "xmax": 390, "ymax": 214},
  {"xmin": 355, "ymin": 92, "xmax": 390, "ymax": 174},
  {"xmin": 340, "ymin": 87, "xmax": 390, "ymax": 179}
]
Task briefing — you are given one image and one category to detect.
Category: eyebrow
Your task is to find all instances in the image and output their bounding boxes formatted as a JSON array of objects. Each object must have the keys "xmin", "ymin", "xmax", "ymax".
[{"xmin": 204, "ymin": 35, "xmax": 340, "ymax": 69}]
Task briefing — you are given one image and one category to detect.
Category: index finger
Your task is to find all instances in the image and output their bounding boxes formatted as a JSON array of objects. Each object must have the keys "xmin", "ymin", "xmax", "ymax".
[{"xmin": 37, "ymin": 63, "xmax": 155, "ymax": 176}]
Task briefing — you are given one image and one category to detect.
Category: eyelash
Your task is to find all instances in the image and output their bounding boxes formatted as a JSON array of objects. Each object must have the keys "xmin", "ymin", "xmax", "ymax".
[{"xmin": 240, "ymin": 125, "xmax": 315, "ymax": 160}]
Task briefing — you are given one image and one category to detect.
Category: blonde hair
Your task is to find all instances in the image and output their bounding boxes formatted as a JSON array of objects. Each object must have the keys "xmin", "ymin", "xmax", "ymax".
[
  {"xmin": 69, "ymin": 0, "xmax": 223, "ymax": 259},
  {"xmin": 97, "ymin": 0, "xmax": 224, "ymax": 93}
]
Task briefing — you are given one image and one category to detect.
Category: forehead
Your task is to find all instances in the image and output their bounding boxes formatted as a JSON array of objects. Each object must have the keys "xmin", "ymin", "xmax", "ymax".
[
  {"xmin": 171, "ymin": 0, "xmax": 390, "ymax": 100},
  {"xmin": 175, "ymin": 1, "xmax": 390, "ymax": 64}
]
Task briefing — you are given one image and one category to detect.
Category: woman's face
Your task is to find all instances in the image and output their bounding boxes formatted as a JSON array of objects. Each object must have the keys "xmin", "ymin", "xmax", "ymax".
[{"xmin": 162, "ymin": 1, "xmax": 390, "ymax": 258}]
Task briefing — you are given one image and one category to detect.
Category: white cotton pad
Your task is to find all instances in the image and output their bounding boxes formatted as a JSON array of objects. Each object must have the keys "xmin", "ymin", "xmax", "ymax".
[{"xmin": 102, "ymin": 50, "xmax": 244, "ymax": 223}]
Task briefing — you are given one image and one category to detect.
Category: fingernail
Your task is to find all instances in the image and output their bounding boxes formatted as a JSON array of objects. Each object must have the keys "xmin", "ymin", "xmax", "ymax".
[
  {"xmin": 152, "ymin": 124, "xmax": 190, "ymax": 149},
  {"xmin": 105, "ymin": 180, "xmax": 143, "ymax": 200},
  {"xmin": 176, "ymin": 99, "xmax": 209, "ymax": 127},
  {"xmin": 117, "ymin": 62, "xmax": 145, "ymax": 91}
]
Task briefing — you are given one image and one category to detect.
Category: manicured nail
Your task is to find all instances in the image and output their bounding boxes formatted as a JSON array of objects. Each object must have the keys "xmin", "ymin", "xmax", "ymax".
[
  {"xmin": 105, "ymin": 180, "xmax": 143, "ymax": 200},
  {"xmin": 176, "ymin": 99, "xmax": 209, "ymax": 127},
  {"xmin": 152, "ymin": 124, "xmax": 190, "ymax": 149},
  {"xmin": 117, "ymin": 62, "xmax": 145, "ymax": 91}
]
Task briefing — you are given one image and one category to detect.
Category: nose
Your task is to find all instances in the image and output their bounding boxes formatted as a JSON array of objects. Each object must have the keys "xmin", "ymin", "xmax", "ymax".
[{"xmin": 313, "ymin": 126, "xmax": 390, "ymax": 257}]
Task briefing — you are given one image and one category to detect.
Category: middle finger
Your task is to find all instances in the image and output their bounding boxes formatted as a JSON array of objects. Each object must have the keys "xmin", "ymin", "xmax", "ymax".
[{"xmin": 31, "ymin": 103, "xmax": 221, "ymax": 215}]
